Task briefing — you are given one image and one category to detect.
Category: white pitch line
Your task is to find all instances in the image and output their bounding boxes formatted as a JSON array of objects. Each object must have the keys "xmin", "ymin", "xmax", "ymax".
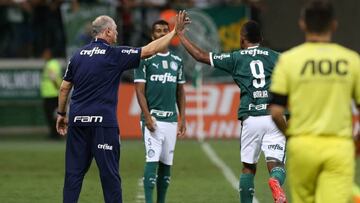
[
  {"xmin": 135, "ymin": 178, "xmax": 145, "ymax": 203},
  {"xmin": 200, "ymin": 141, "xmax": 259, "ymax": 203}
]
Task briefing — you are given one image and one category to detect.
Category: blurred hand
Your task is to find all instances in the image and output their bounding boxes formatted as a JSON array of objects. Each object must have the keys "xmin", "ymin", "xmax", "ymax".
[
  {"xmin": 177, "ymin": 120, "xmax": 186, "ymax": 138},
  {"xmin": 56, "ymin": 116, "xmax": 68, "ymax": 136},
  {"xmin": 145, "ymin": 116, "xmax": 156, "ymax": 132},
  {"xmin": 175, "ymin": 10, "xmax": 191, "ymax": 35}
]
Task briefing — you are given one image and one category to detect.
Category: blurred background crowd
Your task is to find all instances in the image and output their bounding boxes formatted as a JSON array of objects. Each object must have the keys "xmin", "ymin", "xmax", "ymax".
[
  {"xmin": 0, "ymin": 0, "xmax": 255, "ymax": 58},
  {"xmin": 0, "ymin": 0, "xmax": 359, "ymax": 137}
]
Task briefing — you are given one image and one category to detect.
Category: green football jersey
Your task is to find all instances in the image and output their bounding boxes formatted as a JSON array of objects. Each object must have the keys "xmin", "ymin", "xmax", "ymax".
[
  {"xmin": 134, "ymin": 51, "xmax": 185, "ymax": 122},
  {"xmin": 210, "ymin": 45, "xmax": 279, "ymax": 120}
]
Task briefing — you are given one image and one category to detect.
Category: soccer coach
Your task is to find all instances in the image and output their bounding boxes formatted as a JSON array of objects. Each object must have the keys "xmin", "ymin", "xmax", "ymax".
[{"xmin": 56, "ymin": 13, "xmax": 186, "ymax": 203}]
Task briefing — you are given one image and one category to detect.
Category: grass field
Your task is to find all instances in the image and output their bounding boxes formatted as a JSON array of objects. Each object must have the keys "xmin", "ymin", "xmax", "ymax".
[{"xmin": 0, "ymin": 137, "xmax": 359, "ymax": 203}]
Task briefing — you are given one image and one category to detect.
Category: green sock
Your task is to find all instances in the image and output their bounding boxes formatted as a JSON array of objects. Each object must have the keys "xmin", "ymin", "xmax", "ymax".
[
  {"xmin": 239, "ymin": 173, "xmax": 255, "ymax": 203},
  {"xmin": 270, "ymin": 167, "xmax": 286, "ymax": 185},
  {"xmin": 156, "ymin": 162, "xmax": 171, "ymax": 203},
  {"xmin": 144, "ymin": 162, "xmax": 158, "ymax": 203}
]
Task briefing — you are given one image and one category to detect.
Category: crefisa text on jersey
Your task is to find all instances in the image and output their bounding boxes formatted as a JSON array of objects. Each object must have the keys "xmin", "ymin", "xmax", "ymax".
[
  {"xmin": 80, "ymin": 47, "xmax": 106, "ymax": 57},
  {"xmin": 213, "ymin": 54, "xmax": 230, "ymax": 60},
  {"xmin": 240, "ymin": 49, "xmax": 269, "ymax": 56},
  {"xmin": 150, "ymin": 73, "xmax": 177, "ymax": 83},
  {"xmin": 121, "ymin": 48, "xmax": 139, "ymax": 55},
  {"xmin": 268, "ymin": 144, "xmax": 284, "ymax": 151},
  {"xmin": 97, "ymin": 143, "xmax": 113, "ymax": 151}
]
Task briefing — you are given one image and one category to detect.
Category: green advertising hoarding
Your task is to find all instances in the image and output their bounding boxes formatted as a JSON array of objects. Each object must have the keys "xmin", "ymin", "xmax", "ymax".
[
  {"xmin": 0, "ymin": 69, "xmax": 41, "ymax": 99},
  {"xmin": 0, "ymin": 60, "xmax": 65, "ymax": 128}
]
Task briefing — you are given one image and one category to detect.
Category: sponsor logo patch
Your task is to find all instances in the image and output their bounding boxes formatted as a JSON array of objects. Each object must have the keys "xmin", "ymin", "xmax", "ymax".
[
  {"xmin": 150, "ymin": 73, "xmax": 176, "ymax": 83},
  {"xmin": 213, "ymin": 54, "xmax": 230, "ymax": 60},
  {"xmin": 80, "ymin": 47, "xmax": 106, "ymax": 57},
  {"xmin": 268, "ymin": 144, "xmax": 284, "ymax": 151},
  {"xmin": 74, "ymin": 116, "xmax": 103, "ymax": 123},
  {"xmin": 248, "ymin": 103, "xmax": 268, "ymax": 111},
  {"xmin": 98, "ymin": 143, "xmax": 113, "ymax": 151},
  {"xmin": 152, "ymin": 63, "xmax": 159, "ymax": 69},
  {"xmin": 121, "ymin": 48, "xmax": 139, "ymax": 55},
  {"xmin": 150, "ymin": 109, "xmax": 174, "ymax": 117},
  {"xmin": 240, "ymin": 49, "xmax": 269, "ymax": 56}
]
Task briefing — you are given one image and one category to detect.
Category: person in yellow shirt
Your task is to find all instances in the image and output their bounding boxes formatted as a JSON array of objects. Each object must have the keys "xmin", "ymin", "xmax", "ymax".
[
  {"xmin": 269, "ymin": 1, "xmax": 360, "ymax": 203},
  {"xmin": 40, "ymin": 49, "xmax": 62, "ymax": 139}
]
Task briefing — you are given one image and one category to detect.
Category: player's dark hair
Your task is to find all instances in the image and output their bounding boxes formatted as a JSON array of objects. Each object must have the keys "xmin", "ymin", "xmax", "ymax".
[
  {"xmin": 301, "ymin": 0, "xmax": 335, "ymax": 33},
  {"xmin": 151, "ymin": 20, "xmax": 170, "ymax": 34},
  {"xmin": 241, "ymin": 20, "xmax": 262, "ymax": 43}
]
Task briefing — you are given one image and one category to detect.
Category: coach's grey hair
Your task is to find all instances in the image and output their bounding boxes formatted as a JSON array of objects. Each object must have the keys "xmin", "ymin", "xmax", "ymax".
[{"xmin": 92, "ymin": 15, "xmax": 115, "ymax": 37}]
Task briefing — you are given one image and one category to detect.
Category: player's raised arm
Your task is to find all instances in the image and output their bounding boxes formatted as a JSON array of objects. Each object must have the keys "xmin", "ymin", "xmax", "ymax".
[
  {"xmin": 141, "ymin": 11, "xmax": 187, "ymax": 59},
  {"xmin": 141, "ymin": 30, "xmax": 175, "ymax": 59},
  {"xmin": 176, "ymin": 12, "xmax": 211, "ymax": 65}
]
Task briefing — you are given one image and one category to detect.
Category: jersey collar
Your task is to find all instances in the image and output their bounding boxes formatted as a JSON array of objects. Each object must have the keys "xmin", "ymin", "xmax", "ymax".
[
  {"xmin": 247, "ymin": 45, "xmax": 260, "ymax": 49},
  {"xmin": 157, "ymin": 51, "xmax": 170, "ymax": 57},
  {"xmin": 93, "ymin": 38, "xmax": 110, "ymax": 45}
]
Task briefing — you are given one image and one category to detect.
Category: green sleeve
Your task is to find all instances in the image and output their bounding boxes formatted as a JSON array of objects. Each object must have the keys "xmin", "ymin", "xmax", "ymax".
[
  {"xmin": 134, "ymin": 60, "xmax": 146, "ymax": 82},
  {"xmin": 210, "ymin": 52, "xmax": 235, "ymax": 74}
]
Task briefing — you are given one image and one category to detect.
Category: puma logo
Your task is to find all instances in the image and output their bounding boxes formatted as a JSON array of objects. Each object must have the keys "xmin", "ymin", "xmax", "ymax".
[{"xmin": 152, "ymin": 63, "xmax": 159, "ymax": 69}]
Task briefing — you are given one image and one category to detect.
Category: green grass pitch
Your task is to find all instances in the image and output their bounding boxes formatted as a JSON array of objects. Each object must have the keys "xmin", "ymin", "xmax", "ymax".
[{"xmin": 0, "ymin": 138, "xmax": 359, "ymax": 203}]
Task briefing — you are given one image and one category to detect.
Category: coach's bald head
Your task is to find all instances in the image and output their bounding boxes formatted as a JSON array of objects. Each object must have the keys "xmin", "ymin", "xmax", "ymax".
[{"xmin": 92, "ymin": 15, "xmax": 118, "ymax": 45}]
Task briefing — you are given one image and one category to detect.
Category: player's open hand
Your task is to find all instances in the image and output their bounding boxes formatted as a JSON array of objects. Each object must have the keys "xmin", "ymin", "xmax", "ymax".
[
  {"xmin": 175, "ymin": 10, "xmax": 191, "ymax": 35},
  {"xmin": 177, "ymin": 121, "xmax": 186, "ymax": 138},
  {"xmin": 145, "ymin": 116, "xmax": 156, "ymax": 132},
  {"xmin": 56, "ymin": 116, "xmax": 68, "ymax": 136}
]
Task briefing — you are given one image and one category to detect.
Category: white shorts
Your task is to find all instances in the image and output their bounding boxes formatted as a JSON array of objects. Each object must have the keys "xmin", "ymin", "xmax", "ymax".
[
  {"xmin": 240, "ymin": 115, "xmax": 286, "ymax": 164},
  {"xmin": 141, "ymin": 121, "xmax": 177, "ymax": 165}
]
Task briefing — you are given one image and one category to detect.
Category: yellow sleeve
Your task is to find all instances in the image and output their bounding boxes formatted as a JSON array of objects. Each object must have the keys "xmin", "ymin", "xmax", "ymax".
[
  {"xmin": 270, "ymin": 55, "xmax": 289, "ymax": 95},
  {"xmin": 353, "ymin": 54, "xmax": 360, "ymax": 105}
]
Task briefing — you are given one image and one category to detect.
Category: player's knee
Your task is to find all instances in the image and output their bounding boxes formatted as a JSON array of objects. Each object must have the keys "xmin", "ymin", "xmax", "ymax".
[
  {"xmin": 242, "ymin": 163, "xmax": 257, "ymax": 174},
  {"xmin": 144, "ymin": 174, "xmax": 157, "ymax": 188},
  {"xmin": 266, "ymin": 156, "xmax": 283, "ymax": 164},
  {"xmin": 266, "ymin": 157, "xmax": 285, "ymax": 170},
  {"xmin": 64, "ymin": 172, "xmax": 86, "ymax": 186},
  {"xmin": 161, "ymin": 176, "xmax": 171, "ymax": 186}
]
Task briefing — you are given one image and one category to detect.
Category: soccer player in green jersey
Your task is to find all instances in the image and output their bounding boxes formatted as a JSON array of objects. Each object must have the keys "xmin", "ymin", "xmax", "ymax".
[
  {"xmin": 269, "ymin": 1, "xmax": 360, "ymax": 203},
  {"xmin": 134, "ymin": 20, "xmax": 186, "ymax": 203},
  {"xmin": 176, "ymin": 14, "xmax": 287, "ymax": 203}
]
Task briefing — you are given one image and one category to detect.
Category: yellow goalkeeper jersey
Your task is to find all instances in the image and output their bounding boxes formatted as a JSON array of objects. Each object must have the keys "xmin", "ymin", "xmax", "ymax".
[{"xmin": 270, "ymin": 42, "xmax": 360, "ymax": 137}]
